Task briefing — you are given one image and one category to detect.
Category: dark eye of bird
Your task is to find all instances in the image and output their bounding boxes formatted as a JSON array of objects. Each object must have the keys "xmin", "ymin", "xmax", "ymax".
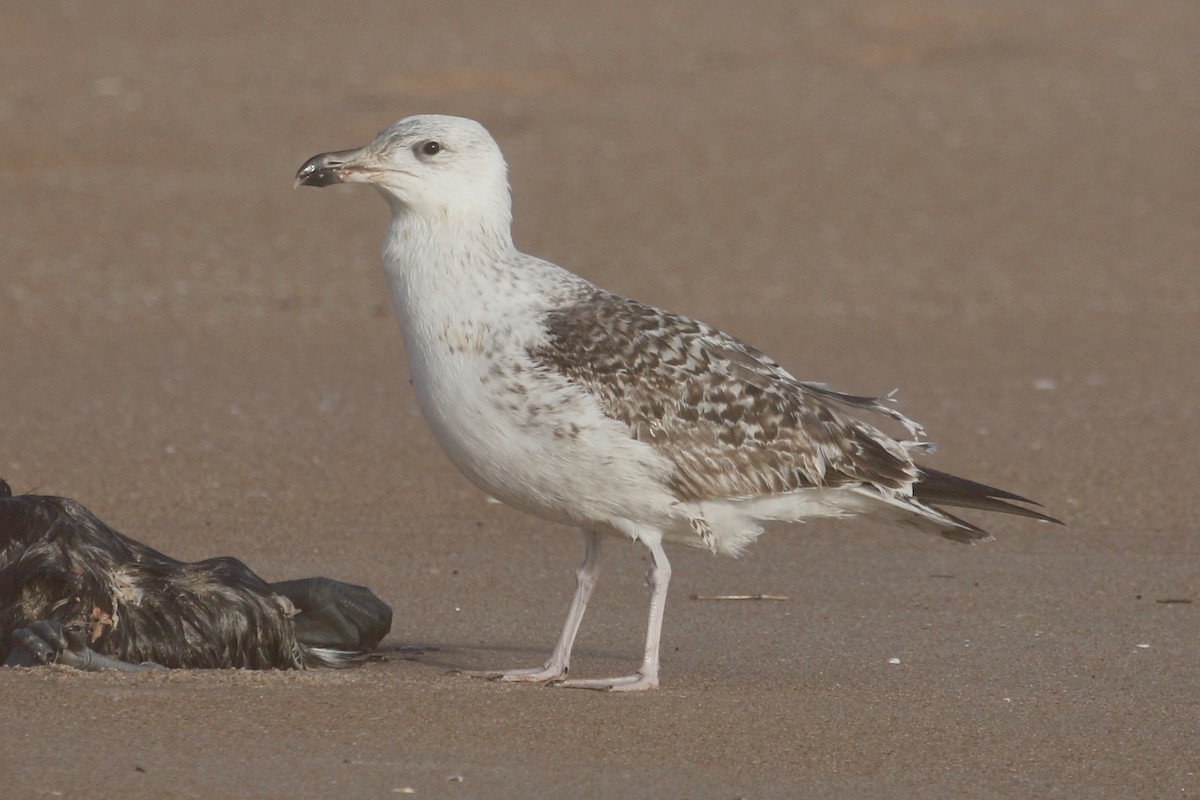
[{"xmin": 420, "ymin": 141, "xmax": 441, "ymax": 157}]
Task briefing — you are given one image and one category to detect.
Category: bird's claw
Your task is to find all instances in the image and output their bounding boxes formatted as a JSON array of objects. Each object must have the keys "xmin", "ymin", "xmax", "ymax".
[
  {"xmin": 462, "ymin": 664, "xmax": 568, "ymax": 684},
  {"xmin": 5, "ymin": 620, "xmax": 165, "ymax": 672}
]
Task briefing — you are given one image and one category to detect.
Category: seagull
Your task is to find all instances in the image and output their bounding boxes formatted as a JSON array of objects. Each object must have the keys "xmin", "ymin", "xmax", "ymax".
[{"xmin": 297, "ymin": 114, "xmax": 1060, "ymax": 690}]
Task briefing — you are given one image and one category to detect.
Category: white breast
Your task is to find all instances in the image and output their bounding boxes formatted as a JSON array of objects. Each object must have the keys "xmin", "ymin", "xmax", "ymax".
[{"xmin": 385, "ymin": 252, "xmax": 678, "ymax": 536}]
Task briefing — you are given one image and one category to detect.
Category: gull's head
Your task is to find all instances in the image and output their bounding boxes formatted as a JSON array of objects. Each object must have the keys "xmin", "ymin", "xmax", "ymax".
[{"xmin": 296, "ymin": 115, "xmax": 510, "ymax": 224}]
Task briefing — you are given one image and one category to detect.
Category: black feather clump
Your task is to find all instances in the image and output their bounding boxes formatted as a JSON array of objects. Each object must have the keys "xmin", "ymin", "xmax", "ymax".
[{"xmin": 0, "ymin": 479, "xmax": 390, "ymax": 670}]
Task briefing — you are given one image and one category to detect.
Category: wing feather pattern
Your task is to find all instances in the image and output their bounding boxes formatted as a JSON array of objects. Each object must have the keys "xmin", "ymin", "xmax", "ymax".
[{"xmin": 530, "ymin": 290, "xmax": 923, "ymax": 503}]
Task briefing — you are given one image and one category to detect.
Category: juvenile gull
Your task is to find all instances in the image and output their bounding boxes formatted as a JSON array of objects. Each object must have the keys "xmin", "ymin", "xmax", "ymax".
[{"xmin": 297, "ymin": 115, "xmax": 1060, "ymax": 691}]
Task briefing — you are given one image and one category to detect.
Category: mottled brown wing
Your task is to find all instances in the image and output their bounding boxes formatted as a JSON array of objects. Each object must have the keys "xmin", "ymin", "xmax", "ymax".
[{"xmin": 531, "ymin": 290, "xmax": 919, "ymax": 502}]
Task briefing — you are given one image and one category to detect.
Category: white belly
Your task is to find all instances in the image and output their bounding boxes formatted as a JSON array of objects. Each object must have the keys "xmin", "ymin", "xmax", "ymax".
[{"xmin": 401, "ymin": 322, "xmax": 678, "ymax": 534}]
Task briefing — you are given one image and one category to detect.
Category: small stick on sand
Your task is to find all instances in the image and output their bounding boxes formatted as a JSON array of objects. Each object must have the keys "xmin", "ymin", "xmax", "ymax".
[{"xmin": 689, "ymin": 594, "xmax": 789, "ymax": 601}]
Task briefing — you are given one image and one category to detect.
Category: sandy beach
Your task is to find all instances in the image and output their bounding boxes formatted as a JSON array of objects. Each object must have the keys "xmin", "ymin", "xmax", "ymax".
[{"xmin": 1, "ymin": 2, "xmax": 1197, "ymax": 797}]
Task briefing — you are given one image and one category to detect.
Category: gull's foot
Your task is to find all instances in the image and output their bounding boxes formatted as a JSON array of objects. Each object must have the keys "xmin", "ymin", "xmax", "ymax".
[
  {"xmin": 5, "ymin": 620, "xmax": 73, "ymax": 667},
  {"xmin": 5, "ymin": 620, "xmax": 165, "ymax": 672},
  {"xmin": 557, "ymin": 672, "xmax": 659, "ymax": 692},
  {"xmin": 464, "ymin": 663, "xmax": 568, "ymax": 684}
]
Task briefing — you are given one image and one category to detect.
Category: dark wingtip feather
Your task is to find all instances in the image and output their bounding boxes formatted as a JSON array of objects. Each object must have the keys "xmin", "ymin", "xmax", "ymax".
[{"xmin": 915, "ymin": 467, "xmax": 1064, "ymax": 527}]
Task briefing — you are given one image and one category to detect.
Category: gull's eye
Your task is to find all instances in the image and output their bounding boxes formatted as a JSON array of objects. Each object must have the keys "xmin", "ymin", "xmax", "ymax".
[{"xmin": 416, "ymin": 140, "xmax": 442, "ymax": 158}]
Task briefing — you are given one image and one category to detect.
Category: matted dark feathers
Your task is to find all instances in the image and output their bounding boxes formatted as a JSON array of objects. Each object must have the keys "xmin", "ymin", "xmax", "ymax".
[{"xmin": 0, "ymin": 481, "xmax": 388, "ymax": 669}]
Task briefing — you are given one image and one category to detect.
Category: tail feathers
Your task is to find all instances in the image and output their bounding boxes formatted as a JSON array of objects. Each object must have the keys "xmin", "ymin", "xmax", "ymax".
[
  {"xmin": 301, "ymin": 646, "xmax": 374, "ymax": 669},
  {"xmin": 913, "ymin": 467, "xmax": 1064, "ymax": 533},
  {"xmin": 847, "ymin": 484, "xmax": 994, "ymax": 544}
]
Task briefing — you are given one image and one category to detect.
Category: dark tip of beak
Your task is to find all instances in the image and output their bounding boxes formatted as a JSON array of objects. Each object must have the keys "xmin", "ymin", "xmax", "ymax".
[{"xmin": 294, "ymin": 149, "xmax": 360, "ymax": 188}]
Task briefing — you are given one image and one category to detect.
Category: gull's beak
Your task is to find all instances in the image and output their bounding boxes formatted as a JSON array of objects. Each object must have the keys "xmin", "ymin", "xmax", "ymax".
[{"xmin": 294, "ymin": 147, "xmax": 373, "ymax": 189}]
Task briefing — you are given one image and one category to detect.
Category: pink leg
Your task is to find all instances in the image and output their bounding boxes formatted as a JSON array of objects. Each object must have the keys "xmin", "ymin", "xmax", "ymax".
[
  {"xmin": 469, "ymin": 529, "xmax": 601, "ymax": 683},
  {"xmin": 559, "ymin": 538, "xmax": 670, "ymax": 691}
]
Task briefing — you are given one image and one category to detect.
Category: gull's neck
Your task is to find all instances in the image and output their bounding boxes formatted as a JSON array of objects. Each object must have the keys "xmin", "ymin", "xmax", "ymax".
[{"xmin": 381, "ymin": 207, "xmax": 548, "ymax": 338}]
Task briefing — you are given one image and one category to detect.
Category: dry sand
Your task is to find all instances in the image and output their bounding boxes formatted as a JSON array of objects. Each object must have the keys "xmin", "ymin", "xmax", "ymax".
[{"xmin": 1, "ymin": 2, "xmax": 1197, "ymax": 797}]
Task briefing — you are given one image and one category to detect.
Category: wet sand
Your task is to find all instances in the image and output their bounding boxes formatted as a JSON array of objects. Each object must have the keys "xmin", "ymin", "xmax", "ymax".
[{"xmin": 2, "ymin": 2, "xmax": 1197, "ymax": 797}]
